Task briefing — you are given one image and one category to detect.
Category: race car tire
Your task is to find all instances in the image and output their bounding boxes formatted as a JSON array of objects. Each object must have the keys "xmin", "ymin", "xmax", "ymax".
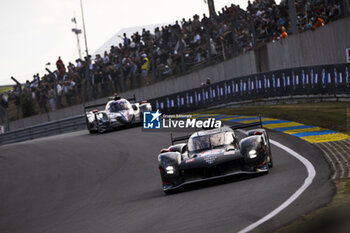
[
  {"xmin": 97, "ymin": 124, "xmax": 106, "ymax": 134},
  {"xmin": 94, "ymin": 119, "xmax": 105, "ymax": 134},
  {"xmin": 86, "ymin": 117, "xmax": 96, "ymax": 134},
  {"xmin": 164, "ymin": 189, "xmax": 176, "ymax": 195},
  {"xmin": 85, "ymin": 117, "xmax": 92, "ymax": 132}
]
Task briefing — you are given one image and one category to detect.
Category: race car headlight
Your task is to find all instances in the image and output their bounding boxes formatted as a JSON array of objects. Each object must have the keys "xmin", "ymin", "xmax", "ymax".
[
  {"xmin": 248, "ymin": 150, "xmax": 257, "ymax": 159},
  {"xmin": 165, "ymin": 166, "xmax": 175, "ymax": 174}
]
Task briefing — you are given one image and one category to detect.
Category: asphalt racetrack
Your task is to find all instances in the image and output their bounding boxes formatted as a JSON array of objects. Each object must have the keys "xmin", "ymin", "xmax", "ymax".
[{"xmin": 0, "ymin": 126, "xmax": 334, "ymax": 233}]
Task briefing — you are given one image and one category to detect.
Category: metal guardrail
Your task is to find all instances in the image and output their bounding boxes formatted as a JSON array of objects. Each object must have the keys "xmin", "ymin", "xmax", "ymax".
[
  {"xmin": 0, "ymin": 115, "xmax": 86, "ymax": 146},
  {"xmin": 1, "ymin": 94, "xmax": 349, "ymax": 147}
]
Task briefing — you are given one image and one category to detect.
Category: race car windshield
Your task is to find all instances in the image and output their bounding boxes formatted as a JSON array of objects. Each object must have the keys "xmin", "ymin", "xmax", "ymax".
[
  {"xmin": 188, "ymin": 132, "xmax": 234, "ymax": 153},
  {"xmin": 108, "ymin": 101, "xmax": 130, "ymax": 112}
]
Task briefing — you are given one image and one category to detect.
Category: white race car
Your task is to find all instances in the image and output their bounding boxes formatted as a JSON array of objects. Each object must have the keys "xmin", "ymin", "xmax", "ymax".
[{"xmin": 84, "ymin": 95, "xmax": 152, "ymax": 133}]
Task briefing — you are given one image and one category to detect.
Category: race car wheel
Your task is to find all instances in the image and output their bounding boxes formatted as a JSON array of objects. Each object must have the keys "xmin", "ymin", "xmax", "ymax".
[
  {"xmin": 164, "ymin": 189, "xmax": 175, "ymax": 195},
  {"xmin": 93, "ymin": 118, "xmax": 105, "ymax": 134},
  {"xmin": 85, "ymin": 116, "xmax": 89, "ymax": 127},
  {"xmin": 97, "ymin": 123, "xmax": 106, "ymax": 134},
  {"xmin": 86, "ymin": 117, "xmax": 93, "ymax": 134},
  {"xmin": 86, "ymin": 120, "xmax": 96, "ymax": 134}
]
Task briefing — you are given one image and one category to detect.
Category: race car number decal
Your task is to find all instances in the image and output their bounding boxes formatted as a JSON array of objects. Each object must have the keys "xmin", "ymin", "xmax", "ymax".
[
  {"xmin": 204, "ymin": 155, "xmax": 217, "ymax": 164},
  {"xmin": 186, "ymin": 158, "xmax": 195, "ymax": 164}
]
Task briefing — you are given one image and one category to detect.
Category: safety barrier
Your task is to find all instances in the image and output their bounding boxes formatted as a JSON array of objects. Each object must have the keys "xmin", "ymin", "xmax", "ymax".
[
  {"xmin": 1, "ymin": 63, "xmax": 349, "ymax": 146},
  {"xmin": 149, "ymin": 63, "xmax": 350, "ymax": 113},
  {"xmin": 0, "ymin": 115, "xmax": 85, "ymax": 146}
]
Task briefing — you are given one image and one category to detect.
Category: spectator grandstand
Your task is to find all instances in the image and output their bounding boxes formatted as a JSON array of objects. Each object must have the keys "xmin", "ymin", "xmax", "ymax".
[{"xmin": 1, "ymin": 0, "xmax": 345, "ymax": 120}]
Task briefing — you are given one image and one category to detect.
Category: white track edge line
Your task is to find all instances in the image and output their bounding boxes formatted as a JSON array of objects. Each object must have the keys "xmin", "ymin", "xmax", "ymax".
[{"xmin": 237, "ymin": 139, "xmax": 316, "ymax": 233}]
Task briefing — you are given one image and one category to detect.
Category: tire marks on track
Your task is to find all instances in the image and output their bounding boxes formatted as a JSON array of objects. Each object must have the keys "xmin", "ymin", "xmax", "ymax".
[{"xmin": 316, "ymin": 139, "xmax": 350, "ymax": 179}]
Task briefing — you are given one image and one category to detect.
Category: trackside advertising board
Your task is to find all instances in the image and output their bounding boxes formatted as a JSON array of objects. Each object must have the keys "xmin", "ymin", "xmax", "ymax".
[{"xmin": 148, "ymin": 63, "xmax": 350, "ymax": 114}]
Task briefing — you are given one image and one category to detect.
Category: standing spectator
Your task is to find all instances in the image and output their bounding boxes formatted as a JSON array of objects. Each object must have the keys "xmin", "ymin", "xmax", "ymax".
[
  {"xmin": 39, "ymin": 87, "xmax": 49, "ymax": 113},
  {"xmin": 74, "ymin": 74, "xmax": 82, "ymax": 102},
  {"xmin": 0, "ymin": 93, "xmax": 8, "ymax": 109},
  {"xmin": 190, "ymin": 32, "xmax": 201, "ymax": 49},
  {"xmin": 125, "ymin": 57, "xmax": 138, "ymax": 89},
  {"xmin": 329, "ymin": 3, "xmax": 341, "ymax": 21},
  {"xmin": 24, "ymin": 80, "xmax": 31, "ymax": 90},
  {"xmin": 103, "ymin": 51, "xmax": 110, "ymax": 64},
  {"xmin": 56, "ymin": 82, "xmax": 63, "ymax": 108},
  {"xmin": 48, "ymin": 85, "xmax": 56, "ymax": 111},
  {"xmin": 63, "ymin": 82, "xmax": 71, "ymax": 105},
  {"xmin": 210, "ymin": 38, "xmax": 217, "ymax": 56},
  {"xmin": 31, "ymin": 87, "xmax": 36, "ymax": 101},
  {"xmin": 67, "ymin": 62, "xmax": 75, "ymax": 73},
  {"xmin": 141, "ymin": 53, "xmax": 150, "ymax": 77},
  {"xmin": 279, "ymin": 26, "xmax": 288, "ymax": 39},
  {"xmin": 312, "ymin": 16, "xmax": 325, "ymax": 29},
  {"xmin": 56, "ymin": 56, "xmax": 66, "ymax": 80},
  {"xmin": 119, "ymin": 33, "xmax": 129, "ymax": 47},
  {"xmin": 91, "ymin": 69, "xmax": 99, "ymax": 98},
  {"xmin": 69, "ymin": 79, "xmax": 76, "ymax": 103},
  {"xmin": 100, "ymin": 70, "xmax": 109, "ymax": 94},
  {"xmin": 75, "ymin": 58, "xmax": 84, "ymax": 78},
  {"xmin": 201, "ymin": 13, "xmax": 210, "ymax": 27}
]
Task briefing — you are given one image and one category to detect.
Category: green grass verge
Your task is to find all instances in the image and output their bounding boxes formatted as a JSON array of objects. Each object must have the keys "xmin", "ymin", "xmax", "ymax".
[
  {"xmin": 197, "ymin": 102, "xmax": 350, "ymax": 135},
  {"xmin": 0, "ymin": 85, "xmax": 14, "ymax": 94},
  {"xmin": 273, "ymin": 178, "xmax": 350, "ymax": 233}
]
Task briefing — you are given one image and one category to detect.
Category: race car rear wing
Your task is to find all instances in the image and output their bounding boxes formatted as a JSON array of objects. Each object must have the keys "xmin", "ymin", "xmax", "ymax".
[
  {"xmin": 84, "ymin": 94, "xmax": 138, "ymax": 112},
  {"xmin": 108, "ymin": 94, "xmax": 136, "ymax": 102},
  {"xmin": 170, "ymin": 133, "xmax": 191, "ymax": 145},
  {"xmin": 230, "ymin": 116, "xmax": 263, "ymax": 130},
  {"xmin": 83, "ymin": 103, "xmax": 105, "ymax": 111}
]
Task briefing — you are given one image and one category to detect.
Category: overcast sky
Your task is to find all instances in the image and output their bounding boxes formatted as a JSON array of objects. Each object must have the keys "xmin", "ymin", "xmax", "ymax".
[{"xmin": 0, "ymin": 0, "xmax": 279, "ymax": 85}]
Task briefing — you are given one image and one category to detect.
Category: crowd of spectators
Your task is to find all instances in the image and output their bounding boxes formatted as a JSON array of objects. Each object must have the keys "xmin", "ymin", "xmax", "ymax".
[
  {"xmin": 248, "ymin": 0, "xmax": 342, "ymax": 42},
  {"xmin": 0, "ymin": 0, "xmax": 345, "ymax": 120},
  {"xmin": 3, "ymin": 57, "xmax": 84, "ymax": 118}
]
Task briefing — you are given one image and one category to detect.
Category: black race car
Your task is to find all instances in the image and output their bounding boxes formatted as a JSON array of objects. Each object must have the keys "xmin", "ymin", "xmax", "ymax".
[
  {"xmin": 157, "ymin": 121, "xmax": 273, "ymax": 193},
  {"xmin": 84, "ymin": 94, "xmax": 152, "ymax": 133}
]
